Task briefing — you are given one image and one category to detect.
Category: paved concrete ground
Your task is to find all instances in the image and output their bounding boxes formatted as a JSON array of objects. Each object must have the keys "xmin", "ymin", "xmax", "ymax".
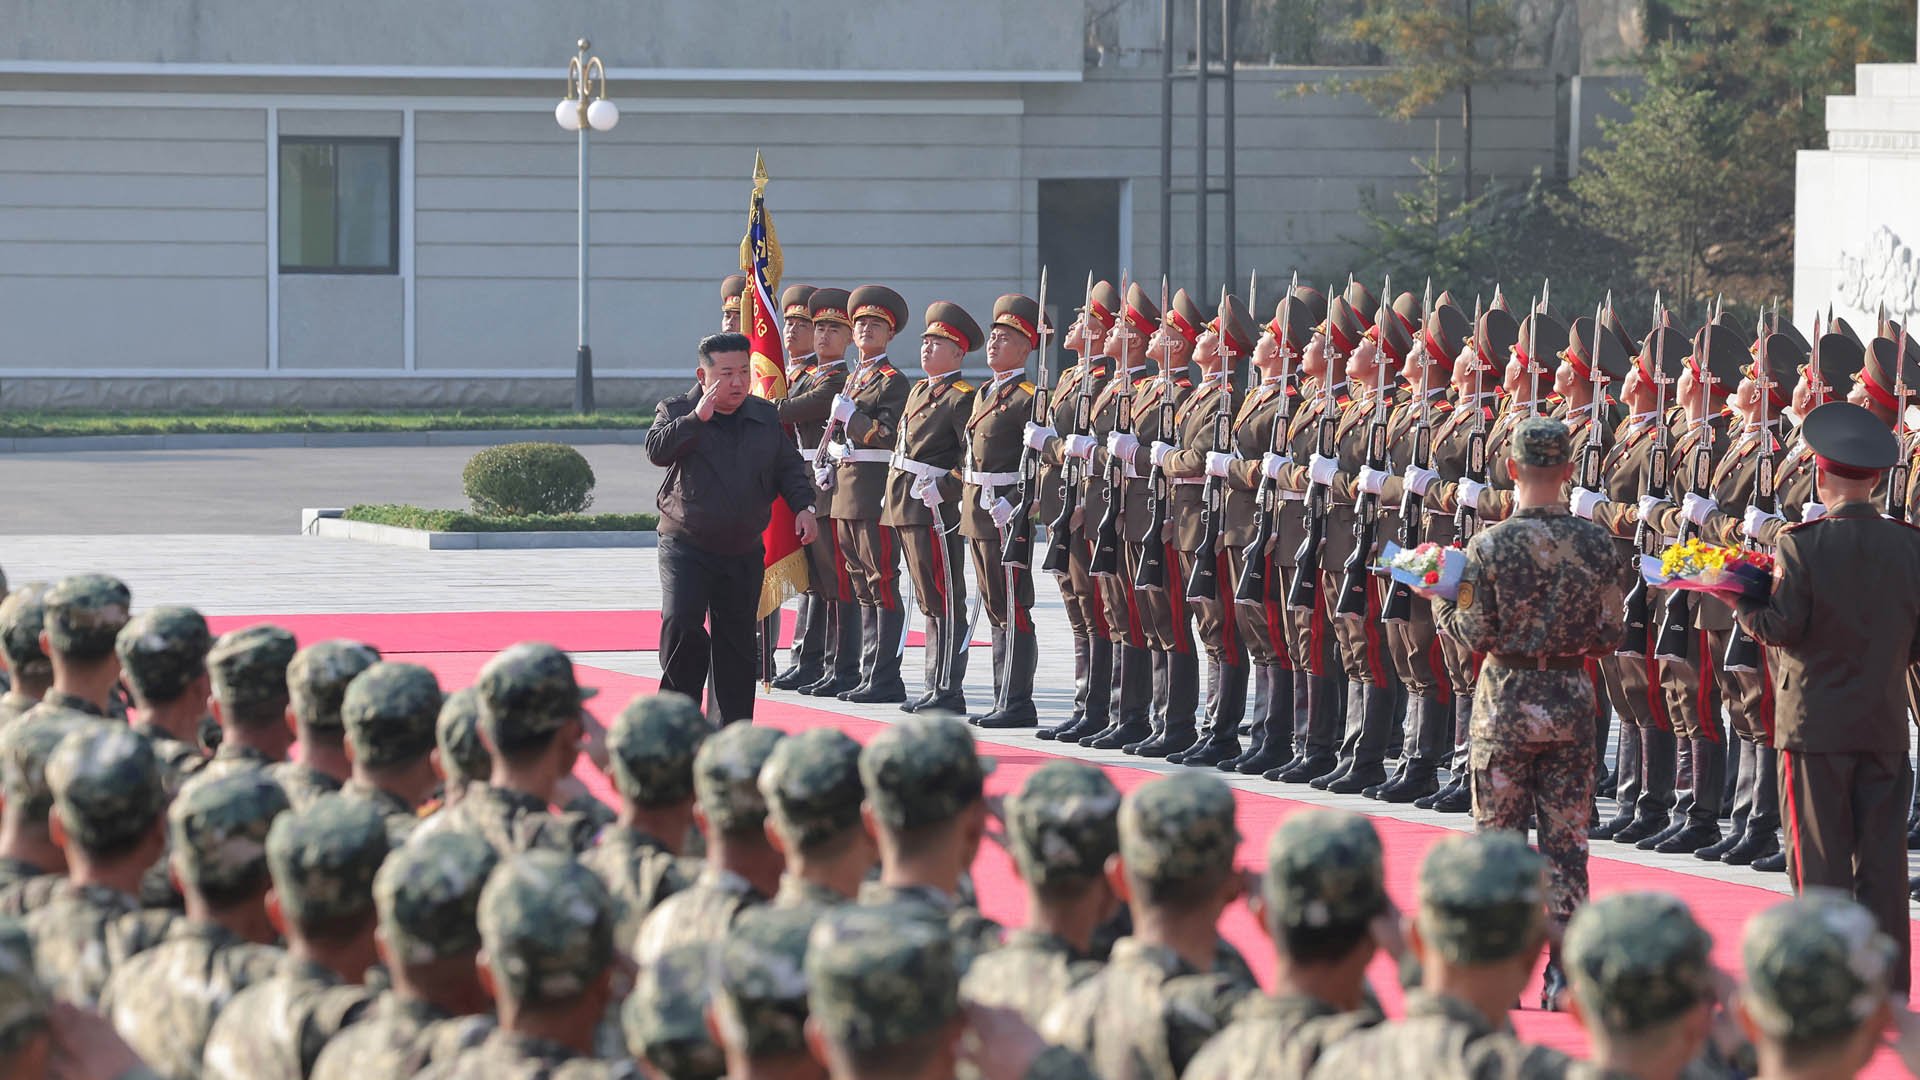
[{"xmin": 0, "ymin": 445, "xmax": 667, "ymax": 535}]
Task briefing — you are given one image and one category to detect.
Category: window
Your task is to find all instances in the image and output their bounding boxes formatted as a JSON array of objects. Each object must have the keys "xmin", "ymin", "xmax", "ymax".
[{"xmin": 279, "ymin": 137, "xmax": 398, "ymax": 274}]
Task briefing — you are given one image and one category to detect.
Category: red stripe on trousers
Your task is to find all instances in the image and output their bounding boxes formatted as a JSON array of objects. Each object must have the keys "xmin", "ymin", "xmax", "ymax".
[
  {"xmin": 1362, "ymin": 580, "xmax": 1387, "ymax": 689},
  {"xmin": 1696, "ymin": 630, "xmax": 1721, "ymax": 742},
  {"xmin": 876, "ymin": 526, "xmax": 898, "ymax": 611},
  {"xmin": 1216, "ymin": 549, "xmax": 1238, "ymax": 662},
  {"xmin": 1643, "ymin": 647, "xmax": 1671, "ymax": 732},
  {"xmin": 1780, "ymin": 747, "xmax": 1801, "ymax": 890},
  {"xmin": 927, "ymin": 526, "xmax": 947, "ymax": 608},
  {"xmin": 1170, "ymin": 541, "xmax": 1193, "ymax": 655},
  {"xmin": 1085, "ymin": 540, "xmax": 1111, "ymax": 640},
  {"xmin": 1266, "ymin": 588, "xmax": 1294, "ymax": 672}
]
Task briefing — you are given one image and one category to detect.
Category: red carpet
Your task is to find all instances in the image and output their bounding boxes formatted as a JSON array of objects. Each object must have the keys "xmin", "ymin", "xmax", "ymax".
[{"xmin": 205, "ymin": 609, "xmax": 965, "ymax": 653}]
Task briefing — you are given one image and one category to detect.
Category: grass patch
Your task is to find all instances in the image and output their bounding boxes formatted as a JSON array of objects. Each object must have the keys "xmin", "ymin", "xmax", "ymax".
[
  {"xmin": 0, "ymin": 410, "xmax": 653, "ymax": 438},
  {"xmin": 342, "ymin": 503, "xmax": 658, "ymax": 533}
]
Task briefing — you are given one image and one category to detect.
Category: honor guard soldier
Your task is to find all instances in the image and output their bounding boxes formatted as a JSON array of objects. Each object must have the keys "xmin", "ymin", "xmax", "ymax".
[
  {"xmin": 720, "ymin": 273, "xmax": 747, "ymax": 334},
  {"xmin": 1026, "ymin": 280, "xmax": 1120, "ymax": 743},
  {"xmin": 1735, "ymin": 401, "xmax": 1920, "ymax": 996},
  {"xmin": 884, "ymin": 301, "xmax": 980, "ymax": 715},
  {"xmin": 780, "ymin": 282, "xmax": 816, "ymax": 385},
  {"xmin": 820, "ymin": 285, "xmax": 913, "ymax": 704},
  {"xmin": 966, "ymin": 293, "xmax": 1044, "ymax": 729},
  {"xmin": 769, "ymin": 283, "xmax": 839, "ymax": 693},
  {"xmin": 791, "ymin": 288, "xmax": 862, "ymax": 698}
]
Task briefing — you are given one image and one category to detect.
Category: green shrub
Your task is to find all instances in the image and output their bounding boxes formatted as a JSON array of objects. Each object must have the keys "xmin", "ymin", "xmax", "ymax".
[
  {"xmin": 343, "ymin": 504, "xmax": 654, "ymax": 533},
  {"xmin": 462, "ymin": 442, "xmax": 596, "ymax": 516}
]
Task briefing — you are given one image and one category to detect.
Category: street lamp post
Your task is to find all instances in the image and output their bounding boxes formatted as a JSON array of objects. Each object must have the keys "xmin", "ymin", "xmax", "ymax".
[{"xmin": 556, "ymin": 38, "xmax": 619, "ymax": 414}]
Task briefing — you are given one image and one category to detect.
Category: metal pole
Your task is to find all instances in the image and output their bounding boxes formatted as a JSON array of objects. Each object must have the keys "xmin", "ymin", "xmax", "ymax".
[
  {"xmin": 1194, "ymin": 0, "xmax": 1208, "ymax": 300},
  {"xmin": 1160, "ymin": 0, "xmax": 1173, "ymax": 280},
  {"xmin": 574, "ymin": 43, "xmax": 595, "ymax": 414},
  {"xmin": 1220, "ymin": 0, "xmax": 1235, "ymax": 296}
]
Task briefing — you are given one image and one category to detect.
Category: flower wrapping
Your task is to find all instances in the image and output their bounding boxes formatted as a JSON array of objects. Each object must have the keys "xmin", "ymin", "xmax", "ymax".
[
  {"xmin": 1641, "ymin": 538, "xmax": 1773, "ymax": 601},
  {"xmin": 1377, "ymin": 541, "xmax": 1466, "ymax": 601}
]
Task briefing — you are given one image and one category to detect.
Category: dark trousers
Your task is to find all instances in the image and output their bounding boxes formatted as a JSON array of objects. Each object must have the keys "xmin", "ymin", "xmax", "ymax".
[
  {"xmin": 658, "ymin": 534, "xmax": 763, "ymax": 724},
  {"xmin": 1781, "ymin": 747, "xmax": 1913, "ymax": 994}
]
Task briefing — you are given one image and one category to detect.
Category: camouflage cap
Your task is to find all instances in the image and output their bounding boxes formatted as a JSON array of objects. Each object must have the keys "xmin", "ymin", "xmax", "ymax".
[
  {"xmin": 43, "ymin": 574, "xmax": 132, "ymax": 660},
  {"xmin": 1263, "ymin": 810, "xmax": 1388, "ymax": 932},
  {"xmin": 1416, "ymin": 832, "xmax": 1548, "ymax": 964},
  {"xmin": 1005, "ymin": 760, "xmax": 1120, "ymax": 887},
  {"xmin": 1511, "ymin": 416, "xmax": 1574, "ymax": 468},
  {"xmin": 375, "ymin": 828, "xmax": 498, "ymax": 965},
  {"xmin": 759, "ymin": 727, "xmax": 865, "ymax": 851},
  {"xmin": 1119, "ymin": 772, "xmax": 1240, "ymax": 888},
  {"xmin": 116, "ymin": 605, "xmax": 212, "ymax": 705},
  {"xmin": 341, "ymin": 662, "xmax": 442, "ymax": 768},
  {"xmin": 858, "ymin": 714, "xmax": 994, "ymax": 831},
  {"xmin": 0, "ymin": 583, "xmax": 52, "ymax": 683},
  {"xmin": 476, "ymin": 642, "xmax": 596, "ymax": 747},
  {"xmin": 477, "ymin": 848, "xmax": 616, "ymax": 1005},
  {"xmin": 716, "ymin": 906, "xmax": 815, "ymax": 1057},
  {"xmin": 0, "ymin": 713, "xmax": 87, "ymax": 822},
  {"xmin": 265, "ymin": 793, "xmax": 389, "ymax": 927},
  {"xmin": 693, "ymin": 722, "xmax": 785, "ymax": 833},
  {"xmin": 435, "ymin": 687, "xmax": 491, "ymax": 785},
  {"xmin": 623, "ymin": 941, "xmax": 726, "ymax": 1079},
  {"xmin": 208, "ymin": 624, "xmax": 299, "ymax": 713},
  {"xmin": 287, "ymin": 639, "xmax": 382, "ymax": 731},
  {"xmin": 1564, "ymin": 892, "xmax": 1714, "ymax": 1035},
  {"xmin": 609, "ymin": 691, "xmax": 709, "ymax": 807},
  {"xmin": 0, "ymin": 918, "xmax": 45, "ymax": 1058},
  {"xmin": 1741, "ymin": 890, "xmax": 1895, "ymax": 1043},
  {"xmin": 806, "ymin": 903, "xmax": 959, "ymax": 1052},
  {"xmin": 47, "ymin": 726, "xmax": 166, "ymax": 852},
  {"xmin": 169, "ymin": 770, "xmax": 291, "ymax": 897}
]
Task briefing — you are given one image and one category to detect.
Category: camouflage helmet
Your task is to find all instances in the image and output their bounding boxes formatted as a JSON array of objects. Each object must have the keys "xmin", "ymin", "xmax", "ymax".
[
  {"xmin": 1564, "ymin": 892, "xmax": 1714, "ymax": 1036},
  {"xmin": 42, "ymin": 574, "xmax": 131, "ymax": 660},
  {"xmin": 693, "ymin": 722, "xmax": 785, "ymax": 834},
  {"xmin": 1119, "ymin": 772, "xmax": 1240, "ymax": 889},
  {"xmin": 715, "ymin": 906, "xmax": 815, "ymax": 1058},
  {"xmin": 476, "ymin": 642, "xmax": 596, "ymax": 748},
  {"xmin": 265, "ymin": 793, "xmax": 389, "ymax": 928},
  {"xmin": 47, "ymin": 726, "xmax": 167, "ymax": 853},
  {"xmin": 1005, "ymin": 760, "xmax": 1120, "ymax": 887},
  {"xmin": 477, "ymin": 849, "xmax": 616, "ymax": 1005},
  {"xmin": 858, "ymin": 714, "xmax": 994, "ymax": 831},
  {"xmin": 374, "ymin": 828, "xmax": 498, "ymax": 966},
  {"xmin": 341, "ymin": 662, "xmax": 442, "ymax": 768},
  {"xmin": 0, "ymin": 583, "xmax": 52, "ymax": 684},
  {"xmin": 0, "ymin": 918, "xmax": 45, "ymax": 1058},
  {"xmin": 434, "ymin": 687, "xmax": 491, "ymax": 785},
  {"xmin": 1263, "ymin": 810, "xmax": 1388, "ymax": 932},
  {"xmin": 625, "ymin": 942, "xmax": 726, "ymax": 1079},
  {"xmin": 0, "ymin": 713, "xmax": 86, "ymax": 823},
  {"xmin": 208, "ymin": 625, "xmax": 299, "ymax": 715},
  {"xmin": 759, "ymin": 727, "xmax": 865, "ymax": 852},
  {"xmin": 116, "ymin": 605, "xmax": 213, "ymax": 705},
  {"xmin": 1511, "ymin": 416, "xmax": 1574, "ymax": 468},
  {"xmin": 1741, "ymin": 889, "xmax": 1895, "ymax": 1044},
  {"xmin": 169, "ymin": 770, "xmax": 290, "ymax": 898},
  {"xmin": 287, "ymin": 639, "xmax": 382, "ymax": 731},
  {"xmin": 609, "ymin": 691, "xmax": 709, "ymax": 807},
  {"xmin": 1416, "ymin": 832, "xmax": 1548, "ymax": 965},
  {"xmin": 806, "ymin": 903, "xmax": 959, "ymax": 1052}
]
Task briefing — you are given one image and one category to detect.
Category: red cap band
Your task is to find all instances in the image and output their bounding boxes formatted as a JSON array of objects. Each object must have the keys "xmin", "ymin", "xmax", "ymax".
[
  {"xmin": 1816, "ymin": 455, "xmax": 1882, "ymax": 481},
  {"xmin": 1166, "ymin": 310, "xmax": 1199, "ymax": 345}
]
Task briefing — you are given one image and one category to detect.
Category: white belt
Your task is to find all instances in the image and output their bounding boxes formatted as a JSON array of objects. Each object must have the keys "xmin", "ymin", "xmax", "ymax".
[
  {"xmin": 1281, "ymin": 490, "xmax": 1306, "ymax": 502},
  {"xmin": 1173, "ymin": 476, "xmax": 1207, "ymax": 487},
  {"xmin": 840, "ymin": 449, "xmax": 891, "ymax": 464},
  {"xmin": 798, "ymin": 445, "xmax": 820, "ymax": 457},
  {"xmin": 889, "ymin": 453, "xmax": 949, "ymax": 480},
  {"xmin": 964, "ymin": 470, "xmax": 1020, "ymax": 487}
]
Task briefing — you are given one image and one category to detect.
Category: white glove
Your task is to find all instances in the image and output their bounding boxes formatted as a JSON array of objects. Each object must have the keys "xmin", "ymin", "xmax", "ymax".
[
  {"xmin": 1064, "ymin": 434, "xmax": 1098, "ymax": 460},
  {"xmin": 1261, "ymin": 453, "xmax": 1287, "ymax": 481},
  {"xmin": 825, "ymin": 439, "xmax": 848, "ymax": 462},
  {"xmin": 1569, "ymin": 487, "xmax": 1608, "ymax": 520},
  {"xmin": 1458, "ymin": 478, "xmax": 1488, "ymax": 511},
  {"xmin": 1402, "ymin": 463, "xmax": 1438, "ymax": 496},
  {"xmin": 989, "ymin": 497, "xmax": 1014, "ymax": 530},
  {"xmin": 1206, "ymin": 451, "xmax": 1234, "ymax": 478},
  {"xmin": 1801, "ymin": 500, "xmax": 1827, "ymax": 523},
  {"xmin": 813, "ymin": 464, "xmax": 835, "ymax": 491},
  {"xmin": 1023, "ymin": 422, "xmax": 1056, "ymax": 451},
  {"xmin": 1681, "ymin": 491, "xmax": 1718, "ymax": 527},
  {"xmin": 916, "ymin": 478, "xmax": 942, "ymax": 512},
  {"xmin": 1357, "ymin": 466, "xmax": 1388, "ymax": 497},
  {"xmin": 1308, "ymin": 453, "xmax": 1339, "ymax": 486},
  {"xmin": 1107, "ymin": 431, "xmax": 1140, "ymax": 462},
  {"xmin": 1149, "ymin": 441, "xmax": 1175, "ymax": 468},
  {"xmin": 1637, "ymin": 494, "xmax": 1669, "ymax": 523},
  {"xmin": 1742, "ymin": 504, "xmax": 1783, "ymax": 539},
  {"xmin": 829, "ymin": 394, "xmax": 857, "ymax": 425}
]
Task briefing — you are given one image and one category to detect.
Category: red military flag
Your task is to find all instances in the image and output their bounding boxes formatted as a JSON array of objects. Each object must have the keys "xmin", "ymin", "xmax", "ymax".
[{"xmin": 740, "ymin": 153, "xmax": 808, "ymax": 628}]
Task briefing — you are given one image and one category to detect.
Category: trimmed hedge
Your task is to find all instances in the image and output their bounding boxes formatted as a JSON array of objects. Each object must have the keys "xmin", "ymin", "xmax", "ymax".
[
  {"xmin": 342, "ymin": 504, "xmax": 657, "ymax": 533},
  {"xmin": 462, "ymin": 442, "xmax": 596, "ymax": 516}
]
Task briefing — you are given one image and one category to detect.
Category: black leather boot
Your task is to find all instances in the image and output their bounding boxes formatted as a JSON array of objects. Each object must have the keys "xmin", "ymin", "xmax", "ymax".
[
  {"xmin": 1221, "ymin": 663, "xmax": 1266, "ymax": 770},
  {"xmin": 1540, "ymin": 942, "xmax": 1570, "ymax": 1012},
  {"xmin": 832, "ymin": 606, "xmax": 881, "ymax": 700},
  {"xmin": 1312, "ymin": 681, "xmax": 1370, "ymax": 790},
  {"xmin": 844, "ymin": 607, "xmax": 908, "ymax": 704},
  {"xmin": 1038, "ymin": 632, "xmax": 1091, "ymax": 740},
  {"xmin": 1085, "ymin": 645, "xmax": 1151, "ymax": 747},
  {"xmin": 1751, "ymin": 851, "xmax": 1786, "ymax": 872},
  {"xmin": 1377, "ymin": 694, "xmax": 1447, "ymax": 803},
  {"xmin": 1141, "ymin": 651, "xmax": 1199, "ymax": 759},
  {"xmin": 1594, "ymin": 721, "xmax": 1644, "ymax": 839},
  {"xmin": 975, "ymin": 628, "xmax": 1039, "ymax": 729},
  {"xmin": 1092, "ymin": 646, "xmax": 1157, "ymax": 750},
  {"xmin": 1236, "ymin": 665, "xmax": 1295, "ymax": 774},
  {"xmin": 1699, "ymin": 739, "xmax": 1755, "ymax": 860},
  {"xmin": 1722, "ymin": 746, "xmax": 1780, "ymax": 865},
  {"xmin": 1183, "ymin": 658, "xmax": 1247, "ymax": 768},
  {"xmin": 1125, "ymin": 650, "xmax": 1171, "ymax": 754},
  {"xmin": 1327, "ymin": 681, "xmax": 1395, "ymax": 794},
  {"xmin": 1272, "ymin": 673, "xmax": 1341, "ymax": 783},
  {"xmin": 964, "ymin": 627, "xmax": 1006, "ymax": 723},
  {"xmin": 1418, "ymin": 696, "xmax": 1473, "ymax": 809},
  {"xmin": 772, "ymin": 593, "xmax": 827, "ymax": 689},
  {"xmin": 1042, "ymin": 635, "xmax": 1111, "ymax": 742},
  {"xmin": 1167, "ymin": 657, "xmax": 1218, "ymax": 764},
  {"xmin": 1653, "ymin": 737, "xmax": 1722, "ymax": 853},
  {"xmin": 799, "ymin": 601, "xmax": 861, "ymax": 697}
]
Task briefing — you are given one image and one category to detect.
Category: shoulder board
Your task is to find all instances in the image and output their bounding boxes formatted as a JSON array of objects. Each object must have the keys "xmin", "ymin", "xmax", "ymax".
[
  {"xmin": 1019, "ymin": 380, "xmax": 1035, "ymax": 393},
  {"xmin": 1432, "ymin": 398, "xmax": 1456, "ymax": 413},
  {"xmin": 952, "ymin": 380, "xmax": 974, "ymax": 393},
  {"xmin": 879, "ymin": 363, "xmax": 899, "ymax": 376},
  {"xmin": 1175, "ymin": 375, "xmax": 1193, "ymax": 387}
]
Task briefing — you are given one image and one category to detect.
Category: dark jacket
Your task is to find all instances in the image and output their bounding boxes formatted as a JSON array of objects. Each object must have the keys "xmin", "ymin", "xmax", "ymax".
[{"xmin": 647, "ymin": 391, "xmax": 815, "ymax": 555}]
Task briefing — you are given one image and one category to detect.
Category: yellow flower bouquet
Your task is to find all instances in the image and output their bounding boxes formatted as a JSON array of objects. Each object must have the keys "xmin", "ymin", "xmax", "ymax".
[{"xmin": 1641, "ymin": 538, "xmax": 1773, "ymax": 601}]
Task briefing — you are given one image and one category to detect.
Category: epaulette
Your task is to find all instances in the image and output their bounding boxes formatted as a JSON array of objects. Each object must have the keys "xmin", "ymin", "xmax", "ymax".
[
  {"xmin": 952, "ymin": 379, "xmax": 973, "ymax": 393},
  {"xmin": 1432, "ymin": 398, "xmax": 1457, "ymax": 414},
  {"xmin": 1019, "ymin": 381, "xmax": 1035, "ymax": 392},
  {"xmin": 879, "ymin": 363, "xmax": 900, "ymax": 377}
]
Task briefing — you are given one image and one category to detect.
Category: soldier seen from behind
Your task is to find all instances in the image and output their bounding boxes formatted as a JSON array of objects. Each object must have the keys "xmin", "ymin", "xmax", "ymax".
[
  {"xmin": 198, "ymin": 625, "xmax": 299, "ymax": 780},
  {"xmin": 0, "ymin": 583, "xmax": 53, "ymax": 725},
  {"xmin": 274, "ymin": 640, "xmax": 381, "ymax": 810},
  {"xmin": 760, "ymin": 727, "xmax": 875, "ymax": 918},
  {"xmin": 337, "ymin": 660, "xmax": 444, "ymax": 845},
  {"xmin": 579, "ymin": 690, "xmax": 708, "ymax": 947}
]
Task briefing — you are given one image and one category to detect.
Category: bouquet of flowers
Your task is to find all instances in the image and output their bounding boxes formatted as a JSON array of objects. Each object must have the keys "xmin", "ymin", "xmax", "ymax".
[
  {"xmin": 1640, "ymin": 538, "xmax": 1774, "ymax": 601},
  {"xmin": 1377, "ymin": 541, "xmax": 1466, "ymax": 600}
]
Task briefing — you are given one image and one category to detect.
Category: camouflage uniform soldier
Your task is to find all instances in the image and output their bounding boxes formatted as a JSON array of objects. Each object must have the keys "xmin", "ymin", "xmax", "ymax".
[
  {"xmin": 201, "ymin": 795, "xmax": 387, "ymax": 1080},
  {"xmin": 426, "ymin": 686, "xmax": 490, "ymax": 810},
  {"xmin": 623, "ymin": 942, "xmax": 724, "ymax": 1080},
  {"xmin": 0, "ymin": 583, "xmax": 52, "ymax": 725},
  {"xmin": 101, "ymin": 772, "xmax": 290, "ymax": 1080},
  {"xmin": 711, "ymin": 906, "xmax": 818, "ymax": 1076},
  {"xmin": 417, "ymin": 849, "xmax": 632, "ymax": 1080},
  {"xmin": 20, "ymin": 574, "xmax": 130, "ymax": 725},
  {"xmin": 760, "ymin": 727, "xmax": 872, "ymax": 917},
  {"xmin": 309, "ymin": 830, "xmax": 500, "ymax": 1080},
  {"xmin": 0, "ymin": 917, "xmax": 50, "ymax": 1075},
  {"xmin": 1185, "ymin": 810, "xmax": 1393, "ymax": 1080},
  {"xmin": 1041, "ymin": 772, "xmax": 1255, "ymax": 1079},
  {"xmin": 1562, "ymin": 892, "xmax": 1720, "ymax": 1080},
  {"xmin": 115, "ymin": 606, "xmax": 214, "ymax": 786},
  {"xmin": 26, "ymin": 726, "xmax": 170, "ymax": 1007},
  {"xmin": 1738, "ymin": 892, "xmax": 1896, "ymax": 1078},
  {"xmin": 634, "ymin": 721, "xmax": 785, "ymax": 964},
  {"xmin": 337, "ymin": 661, "xmax": 443, "ymax": 844},
  {"xmin": 1431, "ymin": 415, "xmax": 1624, "ymax": 1006},
  {"xmin": 962, "ymin": 761, "xmax": 1119, "ymax": 1027},
  {"xmin": 580, "ymin": 690, "xmax": 707, "ymax": 947},
  {"xmin": 0, "ymin": 712, "xmax": 85, "ymax": 909},
  {"xmin": 196, "ymin": 625, "xmax": 299, "ymax": 783},
  {"xmin": 857, "ymin": 715, "xmax": 1003, "ymax": 971},
  {"xmin": 273, "ymin": 640, "xmax": 382, "ymax": 810}
]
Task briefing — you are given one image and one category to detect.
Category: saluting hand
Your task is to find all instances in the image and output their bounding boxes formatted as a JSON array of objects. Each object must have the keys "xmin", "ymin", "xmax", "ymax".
[
  {"xmin": 694, "ymin": 379, "xmax": 723, "ymax": 421},
  {"xmin": 795, "ymin": 509, "xmax": 819, "ymax": 545}
]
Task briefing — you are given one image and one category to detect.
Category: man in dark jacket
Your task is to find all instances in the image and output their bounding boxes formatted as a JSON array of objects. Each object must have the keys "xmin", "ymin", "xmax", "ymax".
[{"xmin": 647, "ymin": 332, "xmax": 819, "ymax": 723}]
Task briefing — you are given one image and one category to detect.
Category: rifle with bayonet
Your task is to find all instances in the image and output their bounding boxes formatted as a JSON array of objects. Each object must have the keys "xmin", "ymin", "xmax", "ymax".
[
  {"xmin": 1619, "ymin": 293, "xmax": 1670, "ymax": 659},
  {"xmin": 1288, "ymin": 288, "xmax": 1341, "ymax": 611},
  {"xmin": 1723, "ymin": 311, "xmax": 1777, "ymax": 674},
  {"xmin": 1381, "ymin": 279, "xmax": 1435, "ymax": 624},
  {"xmin": 1653, "ymin": 299, "xmax": 1721, "ymax": 663},
  {"xmin": 1089, "ymin": 270, "xmax": 1133, "ymax": 578},
  {"xmin": 1335, "ymin": 280, "xmax": 1393, "ymax": 619},
  {"xmin": 1040, "ymin": 272, "xmax": 1098, "ymax": 575},
  {"xmin": 1186, "ymin": 283, "xmax": 1244, "ymax": 601},
  {"xmin": 1454, "ymin": 295, "xmax": 1490, "ymax": 543},
  {"xmin": 1239, "ymin": 278, "xmax": 1299, "ymax": 608},
  {"xmin": 1576, "ymin": 297, "xmax": 1610, "ymax": 493},
  {"xmin": 1002, "ymin": 268, "xmax": 1050, "ymax": 569},
  {"xmin": 1134, "ymin": 275, "xmax": 1179, "ymax": 591},
  {"xmin": 1889, "ymin": 315, "xmax": 1912, "ymax": 522}
]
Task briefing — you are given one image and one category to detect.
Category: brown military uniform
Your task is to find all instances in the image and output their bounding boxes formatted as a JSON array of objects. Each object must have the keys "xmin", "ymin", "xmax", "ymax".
[
  {"xmin": 778, "ymin": 351, "xmax": 857, "ymax": 694},
  {"xmin": 883, "ymin": 366, "xmax": 976, "ymax": 712},
  {"xmin": 1037, "ymin": 343, "xmax": 1117, "ymax": 742}
]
